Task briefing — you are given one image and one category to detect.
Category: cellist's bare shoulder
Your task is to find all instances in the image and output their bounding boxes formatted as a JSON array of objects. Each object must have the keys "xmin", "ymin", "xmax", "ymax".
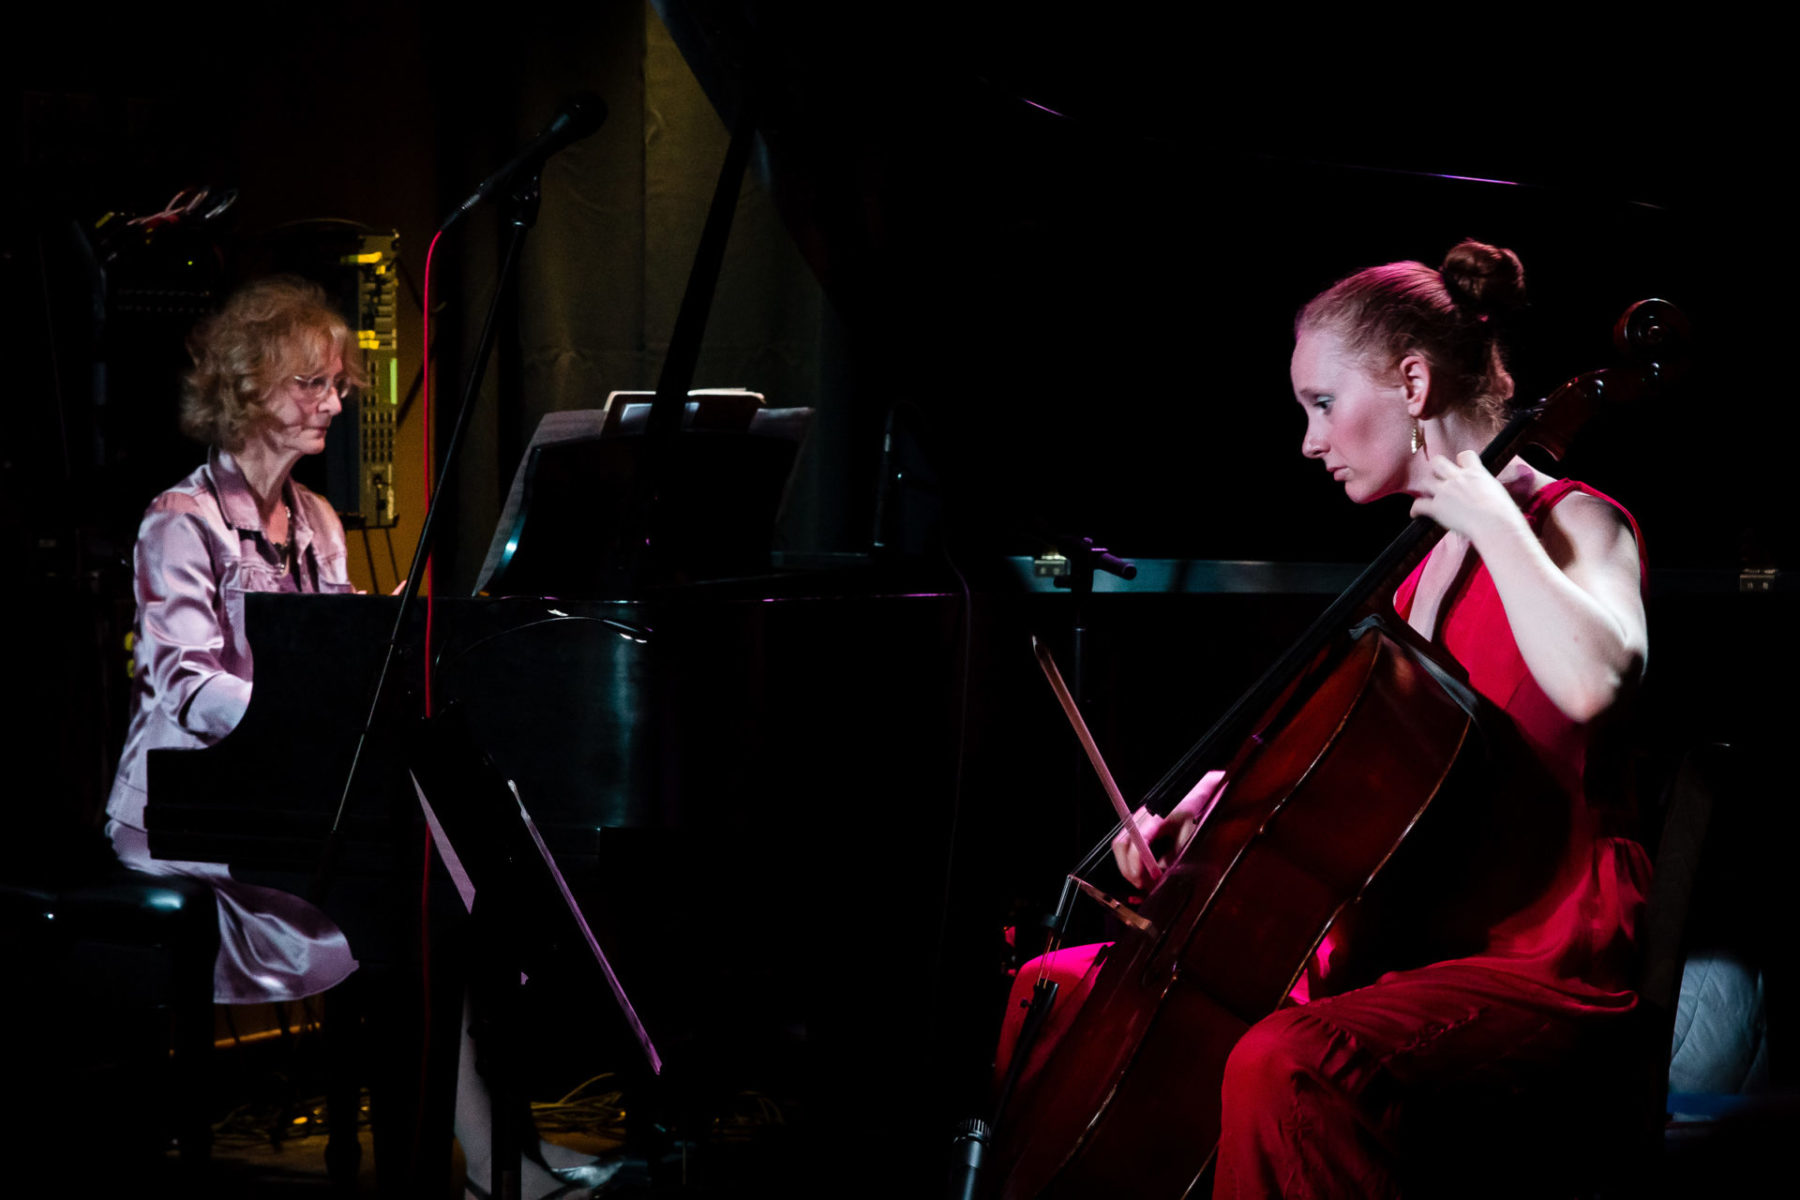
[{"xmin": 1538, "ymin": 490, "xmax": 1648, "ymax": 667}]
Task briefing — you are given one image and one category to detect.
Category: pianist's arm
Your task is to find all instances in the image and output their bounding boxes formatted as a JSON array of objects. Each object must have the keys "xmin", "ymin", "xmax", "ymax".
[{"xmin": 135, "ymin": 499, "xmax": 254, "ymax": 740}]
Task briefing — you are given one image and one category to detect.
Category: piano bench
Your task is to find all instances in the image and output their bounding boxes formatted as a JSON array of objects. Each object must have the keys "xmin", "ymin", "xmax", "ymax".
[{"xmin": 0, "ymin": 869, "xmax": 219, "ymax": 1177}]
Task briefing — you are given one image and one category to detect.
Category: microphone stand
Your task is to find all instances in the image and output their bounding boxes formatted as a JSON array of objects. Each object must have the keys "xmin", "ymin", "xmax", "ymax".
[
  {"xmin": 1048, "ymin": 535, "xmax": 1137, "ymax": 722},
  {"xmin": 311, "ymin": 168, "xmax": 545, "ymax": 1200},
  {"xmin": 952, "ymin": 537, "xmax": 1133, "ymax": 1196},
  {"xmin": 1042, "ymin": 535, "xmax": 1136, "ymax": 945},
  {"xmin": 316, "ymin": 168, "xmax": 541, "ymax": 883},
  {"xmin": 318, "ymin": 92, "xmax": 609, "ymax": 883},
  {"xmin": 457, "ymin": 172, "xmax": 544, "ymax": 1200}
]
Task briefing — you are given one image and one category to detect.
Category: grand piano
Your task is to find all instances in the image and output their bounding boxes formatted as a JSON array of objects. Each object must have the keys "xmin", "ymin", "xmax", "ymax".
[{"xmin": 134, "ymin": 5, "xmax": 1779, "ymax": 1197}]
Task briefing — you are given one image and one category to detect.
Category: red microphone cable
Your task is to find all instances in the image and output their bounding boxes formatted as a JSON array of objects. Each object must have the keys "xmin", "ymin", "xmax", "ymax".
[{"xmin": 413, "ymin": 227, "xmax": 446, "ymax": 1175}]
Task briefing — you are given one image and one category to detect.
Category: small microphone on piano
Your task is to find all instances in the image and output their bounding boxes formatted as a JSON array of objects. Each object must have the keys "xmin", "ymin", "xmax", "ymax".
[{"xmin": 1094, "ymin": 547, "xmax": 1136, "ymax": 581}]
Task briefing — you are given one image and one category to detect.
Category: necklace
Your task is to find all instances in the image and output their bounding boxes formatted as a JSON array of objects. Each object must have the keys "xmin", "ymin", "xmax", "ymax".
[{"xmin": 267, "ymin": 502, "xmax": 296, "ymax": 574}]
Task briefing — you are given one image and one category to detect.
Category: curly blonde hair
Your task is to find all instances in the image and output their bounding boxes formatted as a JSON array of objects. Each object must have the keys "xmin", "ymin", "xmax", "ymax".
[{"xmin": 180, "ymin": 276, "xmax": 367, "ymax": 450}]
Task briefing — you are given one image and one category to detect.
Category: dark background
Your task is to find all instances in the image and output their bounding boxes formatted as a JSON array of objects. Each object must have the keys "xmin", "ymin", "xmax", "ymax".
[{"xmin": 11, "ymin": 4, "xmax": 1782, "ymax": 584}]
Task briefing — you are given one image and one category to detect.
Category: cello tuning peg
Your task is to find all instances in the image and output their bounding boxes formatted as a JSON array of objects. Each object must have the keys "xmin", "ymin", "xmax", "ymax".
[{"xmin": 1612, "ymin": 298, "xmax": 1690, "ymax": 365}]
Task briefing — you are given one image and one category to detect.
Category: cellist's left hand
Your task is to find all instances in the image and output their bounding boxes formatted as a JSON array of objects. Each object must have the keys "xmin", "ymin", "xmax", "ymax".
[
  {"xmin": 1409, "ymin": 451, "xmax": 1529, "ymax": 546},
  {"xmin": 1409, "ymin": 451, "xmax": 1647, "ymax": 725}
]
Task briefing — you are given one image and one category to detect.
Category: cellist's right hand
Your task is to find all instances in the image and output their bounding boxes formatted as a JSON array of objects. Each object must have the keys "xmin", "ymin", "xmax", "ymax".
[{"xmin": 1112, "ymin": 770, "xmax": 1228, "ymax": 891}]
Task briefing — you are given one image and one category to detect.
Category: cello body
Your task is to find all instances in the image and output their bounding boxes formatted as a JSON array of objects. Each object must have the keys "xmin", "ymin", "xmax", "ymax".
[{"xmin": 994, "ymin": 613, "xmax": 1568, "ymax": 1199}]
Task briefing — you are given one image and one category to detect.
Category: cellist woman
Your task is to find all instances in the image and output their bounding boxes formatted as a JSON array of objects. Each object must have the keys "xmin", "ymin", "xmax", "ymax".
[{"xmin": 998, "ymin": 240, "xmax": 1652, "ymax": 1197}]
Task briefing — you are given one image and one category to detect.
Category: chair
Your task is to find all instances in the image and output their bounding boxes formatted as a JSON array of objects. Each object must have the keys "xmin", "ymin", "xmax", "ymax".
[
  {"xmin": 1599, "ymin": 741, "xmax": 1730, "ymax": 1196},
  {"xmin": 0, "ymin": 853, "xmax": 219, "ymax": 1178}
]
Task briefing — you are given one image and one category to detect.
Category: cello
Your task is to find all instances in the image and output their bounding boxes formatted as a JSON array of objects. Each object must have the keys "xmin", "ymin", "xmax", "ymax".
[{"xmin": 989, "ymin": 299, "xmax": 1687, "ymax": 1198}]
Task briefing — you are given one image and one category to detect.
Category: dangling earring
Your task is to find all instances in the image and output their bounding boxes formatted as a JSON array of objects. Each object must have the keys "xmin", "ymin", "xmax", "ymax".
[{"xmin": 1410, "ymin": 420, "xmax": 1423, "ymax": 455}]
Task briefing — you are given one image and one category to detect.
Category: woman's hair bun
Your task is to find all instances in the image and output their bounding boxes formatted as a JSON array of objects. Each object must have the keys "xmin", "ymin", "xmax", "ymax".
[{"xmin": 1440, "ymin": 240, "xmax": 1526, "ymax": 319}]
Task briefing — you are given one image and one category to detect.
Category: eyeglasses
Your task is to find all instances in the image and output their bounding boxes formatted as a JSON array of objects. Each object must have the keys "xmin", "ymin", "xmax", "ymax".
[{"xmin": 290, "ymin": 374, "xmax": 354, "ymax": 403}]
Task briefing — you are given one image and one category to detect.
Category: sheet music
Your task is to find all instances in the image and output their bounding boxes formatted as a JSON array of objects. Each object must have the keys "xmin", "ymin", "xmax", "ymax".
[
  {"xmin": 473, "ymin": 389, "xmax": 795, "ymax": 593},
  {"xmin": 473, "ymin": 407, "xmax": 615, "ymax": 593}
]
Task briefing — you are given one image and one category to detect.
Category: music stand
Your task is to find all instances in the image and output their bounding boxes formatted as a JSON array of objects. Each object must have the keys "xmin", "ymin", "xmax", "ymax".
[
  {"xmin": 405, "ymin": 703, "xmax": 660, "ymax": 1200},
  {"xmin": 475, "ymin": 391, "xmax": 813, "ymax": 598}
]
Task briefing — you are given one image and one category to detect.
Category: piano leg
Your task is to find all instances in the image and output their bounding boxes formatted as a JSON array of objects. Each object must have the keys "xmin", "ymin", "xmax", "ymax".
[
  {"xmin": 359, "ymin": 951, "xmax": 464, "ymax": 1199},
  {"xmin": 321, "ymin": 974, "xmax": 364, "ymax": 1187},
  {"xmin": 245, "ymin": 839, "xmax": 469, "ymax": 1198},
  {"xmin": 373, "ymin": 855, "xmax": 467, "ymax": 1199}
]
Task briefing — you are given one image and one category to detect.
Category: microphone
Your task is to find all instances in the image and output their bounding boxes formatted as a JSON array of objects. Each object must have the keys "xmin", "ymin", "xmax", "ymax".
[
  {"xmin": 443, "ymin": 93, "xmax": 609, "ymax": 229},
  {"xmin": 945, "ymin": 1116, "xmax": 991, "ymax": 1200}
]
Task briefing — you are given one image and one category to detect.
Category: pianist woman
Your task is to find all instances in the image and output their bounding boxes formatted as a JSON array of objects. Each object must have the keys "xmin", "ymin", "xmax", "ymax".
[
  {"xmin": 105, "ymin": 274, "xmax": 361, "ymax": 1003},
  {"xmin": 104, "ymin": 278, "xmax": 610, "ymax": 1198}
]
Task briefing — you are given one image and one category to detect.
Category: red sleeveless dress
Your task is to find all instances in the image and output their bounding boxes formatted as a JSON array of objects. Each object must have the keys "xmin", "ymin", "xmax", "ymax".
[
  {"xmin": 1384, "ymin": 478, "xmax": 1651, "ymax": 994},
  {"xmin": 1214, "ymin": 479, "xmax": 1653, "ymax": 1197}
]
